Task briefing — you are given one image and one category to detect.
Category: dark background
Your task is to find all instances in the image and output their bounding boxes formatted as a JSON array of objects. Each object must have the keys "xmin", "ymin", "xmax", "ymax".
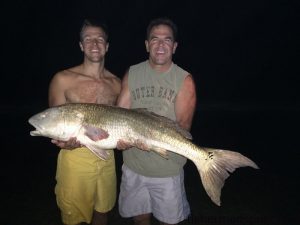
[{"xmin": 1, "ymin": 0, "xmax": 299, "ymax": 224}]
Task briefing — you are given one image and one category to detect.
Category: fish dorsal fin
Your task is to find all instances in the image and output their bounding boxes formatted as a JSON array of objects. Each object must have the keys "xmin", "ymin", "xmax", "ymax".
[{"xmin": 132, "ymin": 108, "xmax": 192, "ymax": 140}]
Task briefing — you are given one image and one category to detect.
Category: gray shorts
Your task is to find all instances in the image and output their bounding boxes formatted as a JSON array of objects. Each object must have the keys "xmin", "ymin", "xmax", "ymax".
[{"xmin": 118, "ymin": 165, "xmax": 190, "ymax": 224}]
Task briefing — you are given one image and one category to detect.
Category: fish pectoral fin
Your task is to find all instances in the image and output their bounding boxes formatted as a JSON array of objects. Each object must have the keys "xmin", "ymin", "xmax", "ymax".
[
  {"xmin": 85, "ymin": 143, "xmax": 110, "ymax": 160},
  {"xmin": 132, "ymin": 139, "xmax": 169, "ymax": 159},
  {"xmin": 83, "ymin": 125, "xmax": 109, "ymax": 141},
  {"xmin": 151, "ymin": 147, "xmax": 169, "ymax": 159}
]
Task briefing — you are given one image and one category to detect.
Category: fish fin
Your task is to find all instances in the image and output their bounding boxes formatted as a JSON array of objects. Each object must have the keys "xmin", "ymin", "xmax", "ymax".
[
  {"xmin": 193, "ymin": 148, "xmax": 259, "ymax": 206},
  {"xmin": 133, "ymin": 139, "xmax": 151, "ymax": 151},
  {"xmin": 174, "ymin": 124, "xmax": 192, "ymax": 140},
  {"xmin": 132, "ymin": 139, "xmax": 169, "ymax": 159},
  {"xmin": 83, "ymin": 125, "xmax": 109, "ymax": 141},
  {"xmin": 85, "ymin": 143, "xmax": 110, "ymax": 160},
  {"xmin": 132, "ymin": 108, "xmax": 192, "ymax": 140},
  {"xmin": 151, "ymin": 147, "xmax": 169, "ymax": 159}
]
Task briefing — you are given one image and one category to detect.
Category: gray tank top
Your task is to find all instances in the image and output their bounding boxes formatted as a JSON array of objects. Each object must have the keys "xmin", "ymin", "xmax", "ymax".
[{"xmin": 123, "ymin": 60, "xmax": 190, "ymax": 177}]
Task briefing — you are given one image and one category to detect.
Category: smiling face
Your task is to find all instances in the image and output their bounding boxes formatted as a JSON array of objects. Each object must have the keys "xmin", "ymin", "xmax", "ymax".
[
  {"xmin": 79, "ymin": 26, "xmax": 109, "ymax": 63},
  {"xmin": 145, "ymin": 24, "xmax": 178, "ymax": 71}
]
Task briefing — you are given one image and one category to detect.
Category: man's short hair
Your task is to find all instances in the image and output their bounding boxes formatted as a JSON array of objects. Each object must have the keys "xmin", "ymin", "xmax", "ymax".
[
  {"xmin": 146, "ymin": 17, "xmax": 178, "ymax": 41},
  {"xmin": 79, "ymin": 19, "xmax": 109, "ymax": 42}
]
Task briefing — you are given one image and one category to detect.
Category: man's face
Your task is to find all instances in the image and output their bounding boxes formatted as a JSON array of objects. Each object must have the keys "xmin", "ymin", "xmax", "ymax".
[
  {"xmin": 79, "ymin": 26, "xmax": 109, "ymax": 63},
  {"xmin": 145, "ymin": 25, "xmax": 178, "ymax": 66}
]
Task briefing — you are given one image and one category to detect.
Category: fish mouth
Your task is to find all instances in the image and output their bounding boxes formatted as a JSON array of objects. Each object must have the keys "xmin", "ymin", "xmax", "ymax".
[
  {"xmin": 29, "ymin": 125, "xmax": 43, "ymax": 136},
  {"xmin": 28, "ymin": 119, "xmax": 43, "ymax": 136},
  {"xmin": 30, "ymin": 130, "xmax": 42, "ymax": 136}
]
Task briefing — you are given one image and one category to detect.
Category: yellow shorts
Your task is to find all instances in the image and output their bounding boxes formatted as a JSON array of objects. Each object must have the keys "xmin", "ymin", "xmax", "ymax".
[{"xmin": 55, "ymin": 147, "xmax": 116, "ymax": 225}]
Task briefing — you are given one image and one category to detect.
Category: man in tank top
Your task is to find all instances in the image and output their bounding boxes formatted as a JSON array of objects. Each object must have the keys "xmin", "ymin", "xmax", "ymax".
[{"xmin": 117, "ymin": 17, "xmax": 196, "ymax": 225}]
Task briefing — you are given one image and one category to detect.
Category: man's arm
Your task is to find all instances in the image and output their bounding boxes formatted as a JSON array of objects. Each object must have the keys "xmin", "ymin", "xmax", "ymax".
[
  {"xmin": 116, "ymin": 71, "xmax": 139, "ymax": 150},
  {"xmin": 117, "ymin": 71, "xmax": 131, "ymax": 109},
  {"xmin": 48, "ymin": 72, "xmax": 82, "ymax": 149},
  {"xmin": 48, "ymin": 72, "xmax": 67, "ymax": 107},
  {"xmin": 175, "ymin": 74, "xmax": 197, "ymax": 131}
]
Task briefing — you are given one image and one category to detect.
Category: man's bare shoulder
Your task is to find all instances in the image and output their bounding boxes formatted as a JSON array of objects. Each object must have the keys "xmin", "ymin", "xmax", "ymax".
[
  {"xmin": 51, "ymin": 66, "xmax": 82, "ymax": 84},
  {"xmin": 105, "ymin": 70, "xmax": 121, "ymax": 82},
  {"xmin": 55, "ymin": 65, "xmax": 81, "ymax": 77},
  {"xmin": 105, "ymin": 70, "xmax": 121, "ymax": 91}
]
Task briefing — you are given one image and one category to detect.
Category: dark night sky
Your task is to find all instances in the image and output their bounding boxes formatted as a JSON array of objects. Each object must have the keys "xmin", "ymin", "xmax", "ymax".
[
  {"xmin": 1, "ymin": 1, "xmax": 299, "ymax": 224},
  {"xmin": 1, "ymin": 0, "xmax": 299, "ymax": 111}
]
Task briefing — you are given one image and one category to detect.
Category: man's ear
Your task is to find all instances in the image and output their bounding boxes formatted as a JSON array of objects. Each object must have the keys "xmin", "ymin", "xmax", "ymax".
[
  {"xmin": 145, "ymin": 40, "xmax": 149, "ymax": 52},
  {"xmin": 79, "ymin": 42, "xmax": 84, "ymax": 52},
  {"xmin": 172, "ymin": 42, "xmax": 178, "ymax": 54},
  {"xmin": 106, "ymin": 42, "xmax": 109, "ymax": 52}
]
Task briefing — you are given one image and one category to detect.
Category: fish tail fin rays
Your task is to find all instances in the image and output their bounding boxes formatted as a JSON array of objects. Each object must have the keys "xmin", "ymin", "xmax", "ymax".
[{"xmin": 194, "ymin": 148, "xmax": 259, "ymax": 206}]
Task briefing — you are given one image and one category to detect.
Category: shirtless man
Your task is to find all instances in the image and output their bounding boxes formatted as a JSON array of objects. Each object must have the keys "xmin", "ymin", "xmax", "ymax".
[{"xmin": 48, "ymin": 19, "xmax": 121, "ymax": 225}]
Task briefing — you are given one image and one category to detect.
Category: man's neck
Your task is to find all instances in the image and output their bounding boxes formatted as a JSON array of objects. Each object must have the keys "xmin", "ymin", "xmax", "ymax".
[
  {"xmin": 148, "ymin": 60, "xmax": 173, "ymax": 73},
  {"xmin": 81, "ymin": 60, "xmax": 106, "ymax": 79}
]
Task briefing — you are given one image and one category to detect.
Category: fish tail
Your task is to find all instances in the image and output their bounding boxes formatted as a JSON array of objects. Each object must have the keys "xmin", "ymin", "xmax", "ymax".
[{"xmin": 194, "ymin": 148, "xmax": 259, "ymax": 206}]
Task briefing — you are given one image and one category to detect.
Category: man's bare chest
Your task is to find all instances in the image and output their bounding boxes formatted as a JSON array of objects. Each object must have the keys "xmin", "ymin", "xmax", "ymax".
[{"xmin": 65, "ymin": 80, "xmax": 118, "ymax": 104}]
